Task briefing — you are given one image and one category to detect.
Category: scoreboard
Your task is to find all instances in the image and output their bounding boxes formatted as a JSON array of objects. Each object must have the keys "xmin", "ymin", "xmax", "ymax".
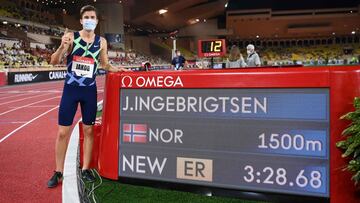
[
  {"xmin": 118, "ymin": 88, "xmax": 329, "ymax": 197},
  {"xmin": 98, "ymin": 66, "xmax": 360, "ymax": 203},
  {"xmin": 197, "ymin": 39, "xmax": 226, "ymax": 58}
]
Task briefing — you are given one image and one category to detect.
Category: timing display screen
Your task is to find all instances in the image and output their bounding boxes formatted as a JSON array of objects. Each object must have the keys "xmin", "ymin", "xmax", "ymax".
[
  {"xmin": 118, "ymin": 88, "xmax": 329, "ymax": 197},
  {"xmin": 198, "ymin": 39, "xmax": 226, "ymax": 57}
]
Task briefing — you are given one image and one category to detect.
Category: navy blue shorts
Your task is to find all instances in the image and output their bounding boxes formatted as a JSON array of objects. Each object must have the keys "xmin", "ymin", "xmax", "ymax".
[{"xmin": 58, "ymin": 84, "xmax": 97, "ymax": 126}]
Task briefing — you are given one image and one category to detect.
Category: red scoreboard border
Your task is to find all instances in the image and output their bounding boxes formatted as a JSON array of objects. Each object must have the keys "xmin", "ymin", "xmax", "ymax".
[{"xmin": 98, "ymin": 66, "xmax": 360, "ymax": 203}]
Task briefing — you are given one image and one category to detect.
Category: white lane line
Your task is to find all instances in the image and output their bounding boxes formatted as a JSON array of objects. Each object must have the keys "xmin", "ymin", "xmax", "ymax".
[
  {"xmin": 0, "ymin": 84, "xmax": 62, "ymax": 93},
  {"xmin": 63, "ymin": 120, "xmax": 81, "ymax": 203},
  {"xmin": 0, "ymin": 106, "xmax": 59, "ymax": 143},
  {"xmin": 0, "ymin": 87, "xmax": 61, "ymax": 96},
  {"xmin": 0, "ymin": 75, "xmax": 105, "ymax": 90},
  {"xmin": 0, "ymin": 91, "xmax": 21, "ymax": 94},
  {"xmin": 23, "ymin": 105, "xmax": 58, "ymax": 108},
  {"xmin": 0, "ymin": 86, "xmax": 102, "ymax": 94},
  {"xmin": 1, "ymin": 86, "xmax": 102, "ymax": 109},
  {"xmin": 0, "ymin": 93, "xmax": 33, "ymax": 100},
  {"xmin": 0, "ymin": 96, "xmax": 60, "ymax": 116},
  {"xmin": 0, "ymin": 80, "xmax": 64, "ymax": 90},
  {"xmin": 0, "ymin": 81, "xmax": 64, "ymax": 91},
  {"xmin": 0, "ymin": 92, "xmax": 55, "ymax": 106},
  {"xmin": 0, "ymin": 90, "xmax": 62, "ymax": 94},
  {"xmin": 0, "ymin": 121, "xmax": 27, "ymax": 124},
  {"xmin": 25, "ymin": 85, "xmax": 64, "ymax": 92}
]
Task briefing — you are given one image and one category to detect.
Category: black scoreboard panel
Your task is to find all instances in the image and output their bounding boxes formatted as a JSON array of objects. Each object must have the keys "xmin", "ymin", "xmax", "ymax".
[
  {"xmin": 118, "ymin": 88, "xmax": 329, "ymax": 197},
  {"xmin": 198, "ymin": 39, "xmax": 226, "ymax": 57}
]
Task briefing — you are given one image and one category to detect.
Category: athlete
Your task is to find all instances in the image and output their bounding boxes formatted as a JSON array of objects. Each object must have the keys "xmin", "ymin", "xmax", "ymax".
[{"xmin": 47, "ymin": 5, "xmax": 128, "ymax": 188}]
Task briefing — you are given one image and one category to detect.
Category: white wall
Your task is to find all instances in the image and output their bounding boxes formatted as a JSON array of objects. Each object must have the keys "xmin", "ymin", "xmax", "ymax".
[
  {"xmin": 0, "ymin": 39, "xmax": 20, "ymax": 47},
  {"xmin": 125, "ymin": 35, "xmax": 151, "ymax": 55},
  {"xmin": 178, "ymin": 19, "xmax": 231, "ymax": 37},
  {"xmin": 30, "ymin": 42, "xmax": 46, "ymax": 49},
  {"xmin": 27, "ymin": 33, "xmax": 52, "ymax": 44}
]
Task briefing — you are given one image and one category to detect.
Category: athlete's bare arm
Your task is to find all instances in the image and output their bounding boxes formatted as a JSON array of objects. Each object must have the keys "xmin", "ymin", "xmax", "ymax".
[
  {"xmin": 50, "ymin": 28, "xmax": 73, "ymax": 65},
  {"xmin": 99, "ymin": 37, "xmax": 129, "ymax": 72}
]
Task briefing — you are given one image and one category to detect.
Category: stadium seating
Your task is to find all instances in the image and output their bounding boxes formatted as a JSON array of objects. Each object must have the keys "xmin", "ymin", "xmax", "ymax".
[
  {"xmin": 0, "ymin": 0, "xmax": 57, "ymax": 25},
  {"xmin": 282, "ymin": 45, "xmax": 356, "ymax": 65},
  {"xmin": 0, "ymin": 42, "xmax": 51, "ymax": 69},
  {"xmin": 0, "ymin": 37, "xmax": 168, "ymax": 69},
  {"xmin": 109, "ymin": 51, "xmax": 168, "ymax": 67},
  {"xmin": 252, "ymin": 44, "xmax": 360, "ymax": 66},
  {"xmin": 1, "ymin": 0, "xmax": 358, "ymax": 69}
]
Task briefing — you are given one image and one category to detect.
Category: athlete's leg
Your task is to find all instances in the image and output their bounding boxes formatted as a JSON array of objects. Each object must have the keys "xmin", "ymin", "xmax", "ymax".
[
  {"xmin": 48, "ymin": 84, "xmax": 78, "ymax": 187},
  {"xmin": 82, "ymin": 123, "xmax": 94, "ymax": 170},
  {"xmin": 55, "ymin": 125, "xmax": 72, "ymax": 172},
  {"xmin": 80, "ymin": 85, "xmax": 97, "ymax": 170},
  {"xmin": 55, "ymin": 84, "xmax": 78, "ymax": 172}
]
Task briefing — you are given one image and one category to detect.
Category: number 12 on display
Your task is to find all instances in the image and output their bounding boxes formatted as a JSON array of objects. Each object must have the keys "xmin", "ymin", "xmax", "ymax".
[{"xmin": 210, "ymin": 41, "xmax": 222, "ymax": 52}]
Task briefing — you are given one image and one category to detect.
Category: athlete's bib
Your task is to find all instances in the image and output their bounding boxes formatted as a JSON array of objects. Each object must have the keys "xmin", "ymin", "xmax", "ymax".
[{"xmin": 71, "ymin": 55, "xmax": 94, "ymax": 78}]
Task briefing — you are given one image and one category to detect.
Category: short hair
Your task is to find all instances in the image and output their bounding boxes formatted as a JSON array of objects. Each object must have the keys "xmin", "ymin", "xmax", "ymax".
[
  {"xmin": 247, "ymin": 44, "xmax": 255, "ymax": 50},
  {"xmin": 80, "ymin": 5, "xmax": 98, "ymax": 18}
]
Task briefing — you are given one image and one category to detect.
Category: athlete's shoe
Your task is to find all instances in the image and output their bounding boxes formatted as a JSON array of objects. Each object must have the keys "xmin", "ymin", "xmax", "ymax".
[
  {"xmin": 81, "ymin": 169, "xmax": 96, "ymax": 183},
  {"xmin": 47, "ymin": 171, "xmax": 63, "ymax": 188}
]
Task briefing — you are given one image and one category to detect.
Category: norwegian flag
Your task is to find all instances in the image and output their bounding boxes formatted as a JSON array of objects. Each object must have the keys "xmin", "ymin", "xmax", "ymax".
[{"xmin": 122, "ymin": 124, "xmax": 147, "ymax": 143}]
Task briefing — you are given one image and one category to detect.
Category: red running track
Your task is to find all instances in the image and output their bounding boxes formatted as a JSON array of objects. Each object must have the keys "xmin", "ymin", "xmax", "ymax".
[{"xmin": 0, "ymin": 77, "xmax": 105, "ymax": 203}]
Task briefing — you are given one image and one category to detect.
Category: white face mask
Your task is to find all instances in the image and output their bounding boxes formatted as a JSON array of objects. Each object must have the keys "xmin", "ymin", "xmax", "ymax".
[{"xmin": 82, "ymin": 19, "xmax": 97, "ymax": 31}]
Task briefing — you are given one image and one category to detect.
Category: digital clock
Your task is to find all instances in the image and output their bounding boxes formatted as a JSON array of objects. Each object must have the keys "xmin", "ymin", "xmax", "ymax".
[
  {"xmin": 198, "ymin": 39, "xmax": 226, "ymax": 58},
  {"xmin": 243, "ymin": 165, "xmax": 326, "ymax": 194}
]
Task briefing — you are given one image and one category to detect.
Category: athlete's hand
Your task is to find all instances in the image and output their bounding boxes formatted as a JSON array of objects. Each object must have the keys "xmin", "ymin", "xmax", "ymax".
[
  {"xmin": 108, "ymin": 66, "xmax": 118, "ymax": 72},
  {"xmin": 107, "ymin": 64, "xmax": 132, "ymax": 72},
  {"xmin": 106, "ymin": 64, "xmax": 130, "ymax": 72},
  {"xmin": 109, "ymin": 67, "xmax": 131, "ymax": 72},
  {"xmin": 60, "ymin": 28, "xmax": 71, "ymax": 50},
  {"xmin": 118, "ymin": 67, "xmax": 131, "ymax": 72}
]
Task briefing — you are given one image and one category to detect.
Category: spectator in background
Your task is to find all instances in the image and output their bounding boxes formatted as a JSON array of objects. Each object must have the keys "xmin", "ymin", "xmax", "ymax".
[
  {"xmin": 226, "ymin": 45, "xmax": 246, "ymax": 68},
  {"xmin": 171, "ymin": 50, "xmax": 187, "ymax": 70},
  {"xmin": 246, "ymin": 44, "xmax": 261, "ymax": 67}
]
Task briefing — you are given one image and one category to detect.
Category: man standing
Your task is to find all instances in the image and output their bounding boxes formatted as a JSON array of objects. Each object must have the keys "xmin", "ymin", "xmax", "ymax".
[
  {"xmin": 171, "ymin": 50, "xmax": 187, "ymax": 70},
  {"xmin": 246, "ymin": 44, "xmax": 261, "ymax": 67},
  {"xmin": 47, "ymin": 5, "xmax": 128, "ymax": 188}
]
